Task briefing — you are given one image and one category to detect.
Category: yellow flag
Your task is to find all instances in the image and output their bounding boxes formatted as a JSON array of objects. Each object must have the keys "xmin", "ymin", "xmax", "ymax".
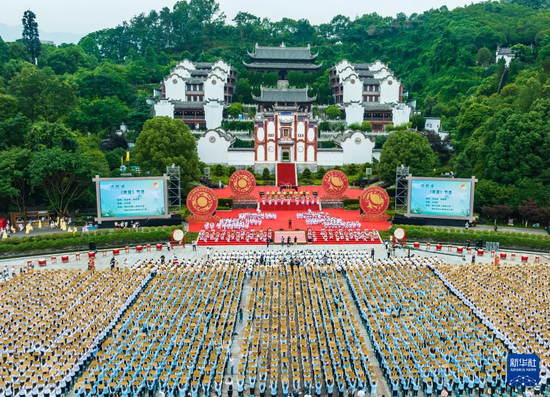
[
  {"xmin": 126, "ymin": 151, "xmax": 130, "ymax": 162},
  {"xmin": 121, "ymin": 156, "xmax": 124, "ymax": 166}
]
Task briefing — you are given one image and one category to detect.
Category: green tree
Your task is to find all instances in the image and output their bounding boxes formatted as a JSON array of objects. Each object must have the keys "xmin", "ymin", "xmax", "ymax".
[
  {"xmin": 7, "ymin": 65, "xmax": 76, "ymax": 122},
  {"xmin": 226, "ymin": 102, "xmax": 244, "ymax": 118},
  {"xmin": 0, "ymin": 113, "xmax": 31, "ymax": 150},
  {"xmin": 378, "ymin": 130, "xmax": 437, "ymax": 182},
  {"xmin": 325, "ymin": 105, "xmax": 341, "ymax": 119},
  {"xmin": 29, "ymin": 148, "xmax": 105, "ymax": 215},
  {"xmin": 0, "ymin": 147, "xmax": 32, "ymax": 215},
  {"xmin": 127, "ymin": 96, "xmax": 152, "ymax": 134},
  {"xmin": 25, "ymin": 122, "xmax": 79, "ymax": 152},
  {"xmin": 22, "ymin": 10, "xmax": 41, "ymax": 64},
  {"xmin": 262, "ymin": 168, "xmax": 270, "ymax": 181},
  {"xmin": 0, "ymin": 37, "xmax": 12, "ymax": 65},
  {"xmin": 361, "ymin": 121, "xmax": 372, "ymax": 132},
  {"xmin": 476, "ymin": 47, "xmax": 493, "ymax": 66},
  {"xmin": 133, "ymin": 117, "xmax": 200, "ymax": 190},
  {"xmin": 456, "ymin": 103, "xmax": 490, "ymax": 147},
  {"xmin": 0, "ymin": 94, "xmax": 19, "ymax": 121},
  {"xmin": 69, "ymin": 97, "xmax": 130, "ymax": 133},
  {"xmin": 302, "ymin": 168, "xmax": 312, "ymax": 183},
  {"xmin": 77, "ymin": 62, "xmax": 134, "ymax": 104},
  {"xmin": 46, "ymin": 45, "xmax": 96, "ymax": 74}
]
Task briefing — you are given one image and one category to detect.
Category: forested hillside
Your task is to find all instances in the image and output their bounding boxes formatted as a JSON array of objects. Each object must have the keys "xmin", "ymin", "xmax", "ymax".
[{"xmin": 0, "ymin": 0, "xmax": 549, "ymax": 221}]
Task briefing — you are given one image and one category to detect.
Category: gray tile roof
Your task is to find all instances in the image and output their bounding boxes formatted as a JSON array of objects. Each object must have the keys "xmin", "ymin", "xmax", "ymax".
[
  {"xmin": 172, "ymin": 101, "xmax": 205, "ymax": 109},
  {"xmin": 248, "ymin": 45, "xmax": 317, "ymax": 61},
  {"xmin": 363, "ymin": 103, "xmax": 393, "ymax": 110},
  {"xmin": 243, "ymin": 61, "xmax": 322, "ymax": 70},
  {"xmin": 253, "ymin": 87, "xmax": 316, "ymax": 103},
  {"xmin": 497, "ymin": 47, "xmax": 514, "ymax": 55}
]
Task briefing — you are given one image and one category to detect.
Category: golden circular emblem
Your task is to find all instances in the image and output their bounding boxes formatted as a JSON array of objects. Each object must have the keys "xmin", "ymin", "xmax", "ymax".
[
  {"xmin": 322, "ymin": 170, "xmax": 348, "ymax": 196},
  {"xmin": 229, "ymin": 170, "xmax": 256, "ymax": 197},
  {"xmin": 186, "ymin": 186, "xmax": 218, "ymax": 216},
  {"xmin": 360, "ymin": 186, "xmax": 390, "ymax": 215}
]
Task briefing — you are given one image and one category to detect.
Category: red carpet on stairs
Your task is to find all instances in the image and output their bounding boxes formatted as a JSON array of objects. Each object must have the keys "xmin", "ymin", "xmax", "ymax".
[{"xmin": 276, "ymin": 163, "xmax": 297, "ymax": 186}]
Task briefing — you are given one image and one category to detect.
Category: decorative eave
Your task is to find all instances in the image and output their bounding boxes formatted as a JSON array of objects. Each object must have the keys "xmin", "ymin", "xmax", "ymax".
[{"xmin": 243, "ymin": 61, "xmax": 323, "ymax": 70}]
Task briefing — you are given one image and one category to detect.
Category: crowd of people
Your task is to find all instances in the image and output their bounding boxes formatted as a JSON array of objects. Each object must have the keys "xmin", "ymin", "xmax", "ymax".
[
  {"xmin": 203, "ymin": 212, "xmax": 278, "ymax": 231},
  {"xmin": 73, "ymin": 267, "xmax": 243, "ymax": 397},
  {"xmin": 0, "ymin": 269, "xmax": 150, "ymax": 397},
  {"xmin": 1, "ymin": 248, "xmax": 548, "ymax": 397},
  {"xmin": 297, "ymin": 211, "xmax": 362, "ymax": 229},
  {"xmin": 346, "ymin": 256, "xmax": 512, "ymax": 396},
  {"xmin": 305, "ymin": 229, "xmax": 380, "ymax": 244},
  {"xmin": 433, "ymin": 262, "xmax": 549, "ymax": 393},
  {"xmin": 240, "ymin": 256, "xmax": 378, "ymax": 397},
  {"xmin": 198, "ymin": 229, "xmax": 270, "ymax": 244}
]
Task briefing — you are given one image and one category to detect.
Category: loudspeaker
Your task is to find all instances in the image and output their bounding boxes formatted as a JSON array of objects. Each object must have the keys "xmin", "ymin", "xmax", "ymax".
[
  {"xmin": 89, "ymin": 242, "xmax": 97, "ymax": 251},
  {"xmin": 476, "ymin": 239, "xmax": 483, "ymax": 249}
]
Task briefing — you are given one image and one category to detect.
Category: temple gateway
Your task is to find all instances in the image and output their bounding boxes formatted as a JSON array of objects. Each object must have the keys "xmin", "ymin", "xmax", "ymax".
[{"xmin": 152, "ymin": 44, "xmax": 413, "ymax": 173}]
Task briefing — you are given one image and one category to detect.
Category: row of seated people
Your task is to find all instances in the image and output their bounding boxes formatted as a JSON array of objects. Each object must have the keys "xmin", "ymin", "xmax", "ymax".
[
  {"xmin": 306, "ymin": 229, "xmax": 380, "ymax": 243},
  {"xmin": 297, "ymin": 211, "xmax": 361, "ymax": 229},
  {"xmin": 203, "ymin": 212, "xmax": 278, "ymax": 231},
  {"xmin": 262, "ymin": 191, "xmax": 316, "ymax": 200},
  {"xmin": 0, "ymin": 269, "xmax": 150, "ymax": 397},
  {"xmin": 239, "ymin": 261, "xmax": 379, "ymax": 397},
  {"xmin": 73, "ymin": 267, "xmax": 244, "ymax": 396},
  {"xmin": 345, "ymin": 256, "xmax": 510, "ymax": 397},
  {"xmin": 198, "ymin": 229, "xmax": 269, "ymax": 244},
  {"xmin": 433, "ymin": 262, "xmax": 549, "ymax": 393},
  {"xmin": 261, "ymin": 197, "xmax": 320, "ymax": 206}
]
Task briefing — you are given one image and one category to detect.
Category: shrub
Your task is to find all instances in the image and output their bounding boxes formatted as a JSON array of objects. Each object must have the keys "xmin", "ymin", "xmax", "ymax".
[{"xmin": 389, "ymin": 225, "xmax": 550, "ymax": 251}]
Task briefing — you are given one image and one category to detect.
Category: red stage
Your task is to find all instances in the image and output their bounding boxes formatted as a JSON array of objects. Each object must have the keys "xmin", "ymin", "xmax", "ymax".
[
  {"xmin": 215, "ymin": 185, "xmax": 365, "ymax": 200},
  {"xmin": 189, "ymin": 208, "xmax": 390, "ymax": 246}
]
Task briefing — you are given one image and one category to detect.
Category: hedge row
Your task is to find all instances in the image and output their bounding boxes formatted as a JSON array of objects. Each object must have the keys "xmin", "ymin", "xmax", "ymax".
[
  {"xmin": 389, "ymin": 225, "xmax": 550, "ymax": 251},
  {"xmin": 0, "ymin": 227, "xmax": 200, "ymax": 254}
]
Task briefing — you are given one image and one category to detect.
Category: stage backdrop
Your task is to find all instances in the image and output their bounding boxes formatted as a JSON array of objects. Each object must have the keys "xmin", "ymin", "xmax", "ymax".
[
  {"xmin": 406, "ymin": 176, "xmax": 477, "ymax": 220},
  {"xmin": 93, "ymin": 176, "xmax": 169, "ymax": 224}
]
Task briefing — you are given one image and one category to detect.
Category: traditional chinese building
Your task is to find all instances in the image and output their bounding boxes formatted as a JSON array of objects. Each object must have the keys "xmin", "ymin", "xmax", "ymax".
[
  {"xmin": 244, "ymin": 43, "xmax": 322, "ymax": 79},
  {"xmin": 330, "ymin": 60, "xmax": 411, "ymax": 131},
  {"xmin": 153, "ymin": 59, "xmax": 236, "ymax": 129},
  {"xmin": 253, "ymin": 87, "xmax": 316, "ymax": 112}
]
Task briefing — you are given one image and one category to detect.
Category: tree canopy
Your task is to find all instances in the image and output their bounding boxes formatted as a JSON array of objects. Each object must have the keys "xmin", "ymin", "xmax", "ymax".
[
  {"xmin": 378, "ymin": 130, "xmax": 438, "ymax": 183},
  {"xmin": 133, "ymin": 117, "xmax": 200, "ymax": 191}
]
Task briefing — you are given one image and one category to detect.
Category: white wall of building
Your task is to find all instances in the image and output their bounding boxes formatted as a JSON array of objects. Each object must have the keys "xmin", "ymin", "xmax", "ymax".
[
  {"xmin": 345, "ymin": 103, "xmax": 364, "ymax": 125},
  {"xmin": 204, "ymin": 101, "xmax": 224, "ymax": 129},
  {"xmin": 392, "ymin": 104, "xmax": 412, "ymax": 127},
  {"xmin": 425, "ymin": 118, "xmax": 441, "ymax": 133},
  {"xmin": 338, "ymin": 131, "xmax": 375, "ymax": 164},
  {"xmin": 266, "ymin": 141, "xmax": 276, "ymax": 162},
  {"xmin": 164, "ymin": 74, "xmax": 186, "ymax": 101},
  {"xmin": 379, "ymin": 75, "xmax": 400, "ymax": 104},
  {"xmin": 228, "ymin": 150, "xmax": 255, "ymax": 166},
  {"xmin": 342, "ymin": 74, "xmax": 362, "ymax": 103},
  {"xmin": 197, "ymin": 129, "xmax": 232, "ymax": 164},
  {"xmin": 296, "ymin": 141, "xmax": 305, "ymax": 162},
  {"xmin": 154, "ymin": 100, "xmax": 175, "ymax": 118},
  {"xmin": 317, "ymin": 150, "xmax": 344, "ymax": 166}
]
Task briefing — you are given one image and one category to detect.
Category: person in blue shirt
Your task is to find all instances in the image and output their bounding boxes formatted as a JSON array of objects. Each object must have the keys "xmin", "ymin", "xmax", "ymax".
[
  {"xmin": 326, "ymin": 379, "xmax": 334, "ymax": 397},
  {"xmin": 259, "ymin": 380, "xmax": 266, "ymax": 397},
  {"xmin": 314, "ymin": 380, "xmax": 322, "ymax": 397},
  {"xmin": 237, "ymin": 378, "xmax": 244, "ymax": 397},
  {"xmin": 249, "ymin": 375, "xmax": 257, "ymax": 395},
  {"xmin": 425, "ymin": 380, "xmax": 433, "ymax": 397},
  {"xmin": 282, "ymin": 380, "xmax": 289, "ymax": 397},
  {"xmin": 270, "ymin": 380, "xmax": 277, "ymax": 397}
]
